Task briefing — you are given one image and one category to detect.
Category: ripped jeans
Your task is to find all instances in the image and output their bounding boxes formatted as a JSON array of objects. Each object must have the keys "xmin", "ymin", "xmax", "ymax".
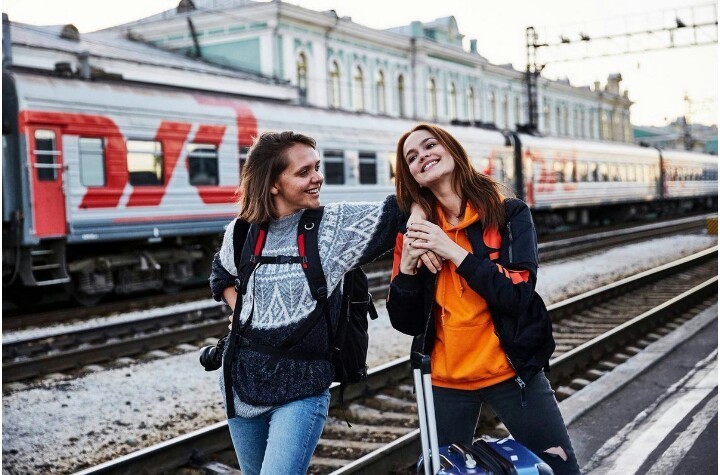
[{"xmin": 433, "ymin": 372, "xmax": 580, "ymax": 475}]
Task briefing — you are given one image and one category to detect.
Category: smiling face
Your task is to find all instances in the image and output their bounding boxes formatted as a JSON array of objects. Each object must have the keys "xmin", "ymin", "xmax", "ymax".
[
  {"xmin": 402, "ymin": 129, "xmax": 455, "ymax": 189},
  {"xmin": 270, "ymin": 143, "xmax": 323, "ymax": 218}
]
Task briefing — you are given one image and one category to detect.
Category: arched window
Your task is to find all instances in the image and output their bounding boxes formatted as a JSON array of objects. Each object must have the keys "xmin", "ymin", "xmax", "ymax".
[
  {"xmin": 398, "ymin": 74, "xmax": 406, "ymax": 117},
  {"xmin": 449, "ymin": 82, "xmax": 457, "ymax": 120},
  {"xmin": 467, "ymin": 87, "xmax": 475, "ymax": 122},
  {"xmin": 555, "ymin": 106, "xmax": 561, "ymax": 135},
  {"xmin": 428, "ymin": 78, "xmax": 438, "ymax": 120},
  {"xmin": 353, "ymin": 66, "xmax": 365, "ymax": 111},
  {"xmin": 501, "ymin": 94, "xmax": 508, "ymax": 128},
  {"xmin": 297, "ymin": 52, "xmax": 308, "ymax": 103},
  {"xmin": 376, "ymin": 70, "xmax": 386, "ymax": 114},
  {"xmin": 488, "ymin": 91, "xmax": 496, "ymax": 123},
  {"xmin": 329, "ymin": 61, "xmax": 341, "ymax": 108}
]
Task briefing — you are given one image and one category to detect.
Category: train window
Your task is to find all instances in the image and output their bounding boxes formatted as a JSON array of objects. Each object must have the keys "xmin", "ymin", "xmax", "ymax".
[
  {"xmin": 188, "ymin": 143, "xmax": 219, "ymax": 186},
  {"xmin": 79, "ymin": 137, "xmax": 106, "ymax": 186},
  {"xmin": 618, "ymin": 164, "xmax": 628, "ymax": 182},
  {"xmin": 598, "ymin": 164, "xmax": 609, "ymax": 182},
  {"xmin": 34, "ymin": 129, "xmax": 59, "ymax": 181},
  {"xmin": 564, "ymin": 161, "xmax": 575, "ymax": 182},
  {"xmin": 359, "ymin": 151, "xmax": 377, "ymax": 184},
  {"xmin": 626, "ymin": 164, "xmax": 635, "ymax": 182},
  {"xmin": 578, "ymin": 162, "xmax": 588, "ymax": 182},
  {"xmin": 127, "ymin": 140, "xmax": 163, "ymax": 186},
  {"xmin": 589, "ymin": 163, "xmax": 598, "ymax": 182},
  {"xmin": 553, "ymin": 161, "xmax": 564, "ymax": 183},
  {"xmin": 323, "ymin": 149, "xmax": 345, "ymax": 184}
]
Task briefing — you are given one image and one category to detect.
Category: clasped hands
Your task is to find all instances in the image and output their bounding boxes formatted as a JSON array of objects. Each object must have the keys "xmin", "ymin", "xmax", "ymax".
[{"xmin": 400, "ymin": 219, "xmax": 469, "ymax": 275}]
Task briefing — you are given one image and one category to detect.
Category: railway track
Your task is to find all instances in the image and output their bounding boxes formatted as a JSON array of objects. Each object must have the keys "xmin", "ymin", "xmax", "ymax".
[
  {"xmin": 2, "ymin": 216, "xmax": 713, "ymax": 385},
  {"xmin": 71, "ymin": 247, "xmax": 717, "ymax": 475},
  {"xmin": 3, "ymin": 213, "xmax": 710, "ymax": 332}
]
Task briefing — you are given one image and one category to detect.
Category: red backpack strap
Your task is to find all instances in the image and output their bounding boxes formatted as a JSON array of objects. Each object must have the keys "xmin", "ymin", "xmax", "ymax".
[{"xmin": 297, "ymin": 207, "xmax": 327, "ymax": 301}]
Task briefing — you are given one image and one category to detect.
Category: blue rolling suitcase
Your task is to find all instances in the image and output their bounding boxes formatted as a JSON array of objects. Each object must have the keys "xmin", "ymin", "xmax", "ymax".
[{"xmin": 411, "ymin": 352, "xmax": 553, "ymax": 475}]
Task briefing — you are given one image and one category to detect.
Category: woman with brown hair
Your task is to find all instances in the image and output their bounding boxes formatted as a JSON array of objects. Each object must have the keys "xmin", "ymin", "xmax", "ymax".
[
  {"xmin": 208, "ymin": 131, "xmax": 433, "ymax": 474},
  {"xmin": 387, "ymin": 123, "xmax": 580, "ymax": 474}
]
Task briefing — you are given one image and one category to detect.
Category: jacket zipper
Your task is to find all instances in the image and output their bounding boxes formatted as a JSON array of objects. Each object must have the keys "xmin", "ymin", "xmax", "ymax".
[
  {"xmin": 507, "ymin": 222, "xmax": 513, "ymax": 263},
  {"xmin": 422, "ymin": 273, "xmax": 440, "ymax": 354}
]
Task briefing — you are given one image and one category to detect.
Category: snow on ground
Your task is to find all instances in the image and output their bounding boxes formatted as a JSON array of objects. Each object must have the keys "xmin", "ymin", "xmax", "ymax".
[{"xmin": 2, "ymin": 233, "xmax": 717, "ymax": 474}]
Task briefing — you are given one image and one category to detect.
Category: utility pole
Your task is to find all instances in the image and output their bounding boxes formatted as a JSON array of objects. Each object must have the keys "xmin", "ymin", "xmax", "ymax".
[{"xmin": 525, "ymin": 27, "xmax": 546, "ymax": 133}]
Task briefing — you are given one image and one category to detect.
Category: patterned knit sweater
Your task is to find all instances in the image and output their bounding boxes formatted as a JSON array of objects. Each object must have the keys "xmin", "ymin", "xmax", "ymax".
[{"xmin": 209, "ymin": 196, "xmax": 405, "ymax": 417}]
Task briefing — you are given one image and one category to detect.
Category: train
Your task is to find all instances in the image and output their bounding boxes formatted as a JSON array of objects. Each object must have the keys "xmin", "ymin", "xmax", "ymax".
[{"xmin": 3, "ymin": 69, "xmax": 717, "ymax": 305}]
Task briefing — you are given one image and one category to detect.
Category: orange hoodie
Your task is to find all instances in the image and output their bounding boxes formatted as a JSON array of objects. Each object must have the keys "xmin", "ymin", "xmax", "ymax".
[{"xmin": 430, "ymin": 204, "xmax": 527, "ymax": 390}]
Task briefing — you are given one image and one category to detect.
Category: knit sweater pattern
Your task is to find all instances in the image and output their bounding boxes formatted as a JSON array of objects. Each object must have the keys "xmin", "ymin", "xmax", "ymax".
[{"xmin": 209, "ymin": 197, "xmax": 403, "ymax": 417}]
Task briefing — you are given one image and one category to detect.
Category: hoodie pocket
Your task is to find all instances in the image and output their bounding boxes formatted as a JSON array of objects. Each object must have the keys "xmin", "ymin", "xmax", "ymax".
[{"xmin": 432, "ymin": 320, "xmax": 513, "ymax": 383}]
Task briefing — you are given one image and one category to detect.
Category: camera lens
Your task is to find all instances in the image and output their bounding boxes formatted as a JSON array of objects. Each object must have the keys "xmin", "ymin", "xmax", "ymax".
[{"xmin": 199, "ymin": 345, "xmax": 222, "ymax": 371}]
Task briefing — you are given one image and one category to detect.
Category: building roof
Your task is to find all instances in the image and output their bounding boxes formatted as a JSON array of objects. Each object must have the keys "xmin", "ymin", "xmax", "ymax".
[{"xmin": 6, "ymin": 18, "xmax": 297, "ymax": 100}]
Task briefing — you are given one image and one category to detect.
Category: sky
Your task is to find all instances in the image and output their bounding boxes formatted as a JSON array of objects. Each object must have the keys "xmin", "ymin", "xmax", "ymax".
[{"xmin": 2, "ymin": 0, "xmax": 717, "ymax": 127}]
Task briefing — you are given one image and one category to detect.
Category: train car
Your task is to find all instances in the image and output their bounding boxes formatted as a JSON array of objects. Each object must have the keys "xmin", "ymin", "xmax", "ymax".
[
  {"xmin": 517, "ymin": 134, "xmax": 663, "ymax": 228},
  {"xmin": 3, "ymin": 68, "xmax": 716, "ymax": 305},
  {"xmin": 660, "ymin": 149, "xmax": 718, "ymax": 205}
]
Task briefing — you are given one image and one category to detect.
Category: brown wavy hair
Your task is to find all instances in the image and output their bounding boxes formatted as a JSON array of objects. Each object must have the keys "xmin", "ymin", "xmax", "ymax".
[
  {"xmin": 237, "ymin": 131, "xmax": 316, "ymax": 223},
  {"xmin": 395, "ymin": 123, "xmax": 506, "ymax": 231}
]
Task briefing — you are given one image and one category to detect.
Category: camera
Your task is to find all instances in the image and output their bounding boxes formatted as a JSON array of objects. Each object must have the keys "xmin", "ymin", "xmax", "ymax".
[{"xmin": 199, "ymin": 335, "xmax": 227, "ymax": 371}]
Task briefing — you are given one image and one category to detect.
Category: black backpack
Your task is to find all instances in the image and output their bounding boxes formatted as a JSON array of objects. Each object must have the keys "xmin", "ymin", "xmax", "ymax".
[{"xmin": 222, "ymin": 207, "xmax": 378, "ymax": 419}]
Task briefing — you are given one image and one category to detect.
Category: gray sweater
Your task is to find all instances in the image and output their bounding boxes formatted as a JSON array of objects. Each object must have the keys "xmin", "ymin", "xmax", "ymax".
[{"xmin": 209, "ymin": 196, "xmax": 405, "ymax": 417}]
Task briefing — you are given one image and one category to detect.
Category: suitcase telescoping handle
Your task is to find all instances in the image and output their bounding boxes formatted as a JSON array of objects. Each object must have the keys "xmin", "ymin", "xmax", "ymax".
[{"xmin": 411, "ymin": 352, "xmax": 441, "ymax": 475}]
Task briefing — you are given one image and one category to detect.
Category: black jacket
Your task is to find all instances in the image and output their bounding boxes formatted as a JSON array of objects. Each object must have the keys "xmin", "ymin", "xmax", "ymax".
[{"xmin": 387, "ymin": 198, "xmax": 555, "ymax": 386}]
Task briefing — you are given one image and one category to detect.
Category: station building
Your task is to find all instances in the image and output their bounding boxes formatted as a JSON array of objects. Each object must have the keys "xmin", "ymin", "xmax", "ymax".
[{"xmin": 107, "ymin": 0, "xmax": 634, "ymax": 143}]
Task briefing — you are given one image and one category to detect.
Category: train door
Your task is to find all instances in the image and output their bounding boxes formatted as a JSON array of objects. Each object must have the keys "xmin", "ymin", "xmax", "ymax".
[{"xmin": 27, "ymin": 126, "xmax": 67, "ymax": 237}]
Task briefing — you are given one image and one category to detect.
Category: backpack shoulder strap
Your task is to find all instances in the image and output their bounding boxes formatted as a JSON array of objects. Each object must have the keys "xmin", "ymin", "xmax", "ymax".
[
  {"xmin": 232, "ymin": 219, "xmax": 267, "ymax": 295},
  {"xmin": 298, "ymin": 207, "xmax": 327, "ymax": 301}
]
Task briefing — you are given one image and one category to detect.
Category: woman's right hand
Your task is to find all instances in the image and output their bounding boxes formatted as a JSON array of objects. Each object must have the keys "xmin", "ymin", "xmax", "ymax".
[{"xmin": 223, "ymin": 286, "xmax": 238, "ymax": 329}]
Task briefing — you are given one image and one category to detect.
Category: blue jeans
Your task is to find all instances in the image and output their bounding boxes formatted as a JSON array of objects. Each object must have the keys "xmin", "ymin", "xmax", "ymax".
[
  {"xmin": 433, "ymin": 373, "xmax": 580, "ymax": 475},
  {"xmin": 227, "ymin": 390, "xmax": 330, "ymax": 475}
]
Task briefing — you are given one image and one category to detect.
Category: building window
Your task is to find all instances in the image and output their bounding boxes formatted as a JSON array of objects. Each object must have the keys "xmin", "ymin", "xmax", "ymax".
[
  {"xmin": 353, "ymin": 66, "xmax": 365, "ymax": 112},
  {"xmin": 79, "ymin": 137, "xmax": 105, "ymax": 186},
  {"xmin": 543, "ymin": 100, "xmax": 551, "ymax": 133},
  {"xmin": 188, "ymin": 143, "xmax": 219, "ymax": 186},
  {"xmin": 376, "ymin": 70, "xmax": 386, "ymax": 114},
  {"xmin": 501, "ymin": 95, "xmax": 509, "ymax": 128},
  {"xmin": 468, "ymin": 87, "xmax": 475, "ymax": 122},
  {"xmin": 329, "ymin": 61, "xmax": 341, "ymax": 108},
  {"xmin": 514, "ymin": 97, "xmax": 522, "ymax": 127},
  {"xmin": 398, "ymin": 74, "xmax": 406, "ymax": 117},
  {"xmin": 589, "ymin": 112, "xmax": 596, "ymax": 139},
  {"xmin": 127, "ymin": 140, "xmax": 163, "ymax": 186},
  {"xmin": 428, "ymin": 78, "xmax": 438, "ymax": 120},
  {"xmin": 359, "ymin": 151, "xmax": 377, "ymax": 184},
  {"xmin": 555, "ymin": 106, "xmax": 562, "ymax": 135},
  {"xmin": 449, "ymin": 82, "xmax": 457, "ymax": 120},
  {"xmin": 580, "ymin": 111, "xmax": 586, "ymax": 138},
  {"xmin": 563, "ymin": 106, "xmax": 569, "ymax": 136},
  {"xmin": 323, "ymin": 149, "xmax": 344, "ymax": 184},
  {"xmin": 488, "ymin": 91, "xmax": 496, "ymax": 124},
  {"xmin": 297, "ymin": 52, "xmax": 308, "ymax": 102},
  {"xmin": 34, "ymin": 129, "xmax": 59, "ymax": 181}
]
